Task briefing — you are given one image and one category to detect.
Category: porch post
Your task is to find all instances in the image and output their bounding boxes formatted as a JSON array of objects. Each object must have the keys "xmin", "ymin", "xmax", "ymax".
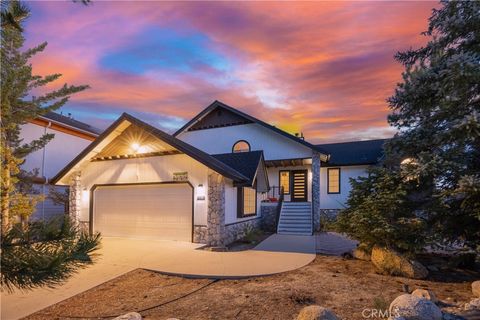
[
  {"xmin": 207, "ymin": 171, "xmax": 226, "ymax": 247},
  {"xmin": 69, "ymin": 171, "xmax": 82, "ymax": 225},
  {"xmin": 312, "ymin": 151, "xmax": 321, "ymax": 232}
]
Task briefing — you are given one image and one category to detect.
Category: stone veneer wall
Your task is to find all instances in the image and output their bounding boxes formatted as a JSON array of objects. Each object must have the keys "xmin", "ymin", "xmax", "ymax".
[
  {"xmin": 69, "ymin": 171, "xmax": 82, "ymax": 225},
  {"xmin": 206, "ymin": 171, "xmax": 226, "ymax": 246},
  {"xmin": 260, "ymin": 203, "xmax": 278, "ymax": 232},
  {"xmin": 193, "ymin": 225, "xmax": 208, "ymax": 244},
  {"xmin": 224, "ymin": 218, "xmax": 262, "ymax": 245},
  {"xmin": 312, "ymin": 151, "xmax": 321, "ymax": 231}
]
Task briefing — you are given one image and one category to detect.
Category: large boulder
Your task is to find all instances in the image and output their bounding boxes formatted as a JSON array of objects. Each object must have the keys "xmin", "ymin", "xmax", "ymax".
[
  {"xmin": 411, "ymin": 289, "xmax": 438, "ymax": 304},
  {"xmin": 472, "ymin": 281, "xmax": 480, "ymax": 298},
  {"xmin": 389, "ymin": 294, "xmax": 442, "ymax": 320},
  {"xmin": 296, "ymin": 305, "xmax": 338, "ymax": 320},
  {"xmin": 464, "ymin": 298, "xmax": 480, "ymax": 310},
  {"xmin": 371, "ymin": 246, "xmax": 428, "ymax": 279},
  {"xmin": 114, "ymin": 312, "xmax": 142, "ymax": 320},
  {"xmin": 353, "ymin": 244, "xmax": 372, "ymax": 261}
]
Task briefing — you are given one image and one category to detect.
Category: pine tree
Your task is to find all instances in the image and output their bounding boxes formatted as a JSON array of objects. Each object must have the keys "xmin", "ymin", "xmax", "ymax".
[
  {"xmin": 386, "ymin": 0, "xmax": 480, "ymax": 250},
  {"xmin": 336, "ymin": 1, "xmax": 480, "ymax": 254},
  {"xmin": 1, "ymin": 1, "xmax": 100, "ymax": 292}
]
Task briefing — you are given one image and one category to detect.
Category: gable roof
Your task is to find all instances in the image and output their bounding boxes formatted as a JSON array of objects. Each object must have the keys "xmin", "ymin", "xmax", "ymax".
[
  {"xmin": 212, "ymin": 151, "xmax": 264, "ymax": 185},
  {"xmin": 51, "ymin": 113, "xmax": 250, "ymax": 185},
  {"xmin": 41, "ymin": 112, "xmax": 102, "ymax": 136},
  {"xmin": 173, "ymin": 100, "xmax": 330, "ymax": 161},
  {"xmin": 317, "ymin": 139, "xmax": 387, "ymax": 167}
]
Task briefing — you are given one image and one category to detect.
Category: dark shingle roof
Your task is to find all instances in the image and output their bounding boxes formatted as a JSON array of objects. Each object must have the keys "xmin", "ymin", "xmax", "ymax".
[
  {"xmin": 212, "ymin": 151, "xmax": 264, "ymax": 185},
  {"xmin": 317, "ymin": 139, "xmax": 388, "ymax": 167},
  {"xmin": 41, "ymin": 112, "xmax": 102, "ymax": 135}
]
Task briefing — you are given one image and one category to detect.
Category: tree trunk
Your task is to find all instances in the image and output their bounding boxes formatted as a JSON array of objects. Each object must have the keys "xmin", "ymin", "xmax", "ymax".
[{"xmin": 1, "ymin": 148, "xmax": 11, "ymax": 234}]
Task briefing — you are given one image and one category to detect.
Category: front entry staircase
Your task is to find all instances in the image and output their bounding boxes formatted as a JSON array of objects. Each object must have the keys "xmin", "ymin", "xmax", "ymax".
[{"xmin": 277, "ymin": 202, "xmax": 312, "ymax": 235}]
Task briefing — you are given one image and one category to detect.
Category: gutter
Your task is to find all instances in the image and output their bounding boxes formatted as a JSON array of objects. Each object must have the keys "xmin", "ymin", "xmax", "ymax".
[{"xmin": 38, "ymin": 115, "xmax": 99, "ymax": 138}]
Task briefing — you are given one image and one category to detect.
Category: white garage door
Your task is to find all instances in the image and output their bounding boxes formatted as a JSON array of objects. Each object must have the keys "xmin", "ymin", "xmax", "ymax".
[{"xmin": 93, "ymin": 183, "xmax": 192, "ymax": 241}]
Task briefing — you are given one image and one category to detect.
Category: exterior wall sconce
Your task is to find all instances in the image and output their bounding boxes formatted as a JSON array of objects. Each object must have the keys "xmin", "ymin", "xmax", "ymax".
[
  {"xmin": 197, "ymin": 184, "xmax": 205, "ymax": 201},
  {"xmin": 82, "ymin": 188, "xmax": 89, "ymax": 202}
]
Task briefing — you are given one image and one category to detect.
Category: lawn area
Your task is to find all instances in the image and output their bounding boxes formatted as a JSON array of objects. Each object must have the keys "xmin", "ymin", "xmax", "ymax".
[{"xmin": 25, "ymin": 255, "xmax": 478, "ymax": 320}]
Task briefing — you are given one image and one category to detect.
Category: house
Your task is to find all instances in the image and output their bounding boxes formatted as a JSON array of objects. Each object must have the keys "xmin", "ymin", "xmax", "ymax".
[
  {"xmin": 51, "ymin": 101, "xmax": 386, "ymax": 246},
  {"xmin": 21, "ymin": 112, "xmax": 101, "ymax": 220}
]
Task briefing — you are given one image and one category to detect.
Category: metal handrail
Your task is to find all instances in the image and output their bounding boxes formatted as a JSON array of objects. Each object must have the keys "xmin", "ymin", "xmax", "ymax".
[{"xmin": 275, "ymin": 187, "xmax": 284, "ymax": 232}]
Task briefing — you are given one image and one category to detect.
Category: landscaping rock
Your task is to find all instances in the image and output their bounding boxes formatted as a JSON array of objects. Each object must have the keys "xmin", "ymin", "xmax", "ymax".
[
  {"xmin": 296, "ymin": 305, "xmax": 338, "ymax": 320},
  {"xmin": 389, "ymin": 294, "xmax": 442, "ymax": 320},
  {"xmin": 113, "ymin": 312, "xmax": 142, "ymax": 320},
  {"xmin": 472, "ymin": 281, "xmax": 480, "ymax": 298},
  {"xmin": 411, "ymin": 289, "xmax": 438, "ymax": 304},
  {"xmin": 464, "ymin": 298, "xmax": 480, "ymax": 310},
  {"xmin": 353, "ymin": 244, "xmax": 371, "ymax": 261},
  {"xmin": 371, "ymin": 246, "xmax": 428, "ymax": 279}
]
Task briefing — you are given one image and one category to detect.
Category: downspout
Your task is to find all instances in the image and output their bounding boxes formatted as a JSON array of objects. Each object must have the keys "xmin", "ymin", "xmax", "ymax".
[{"xmin": 41, "ymin": 121, "xmax": 52, "ymax": 221}]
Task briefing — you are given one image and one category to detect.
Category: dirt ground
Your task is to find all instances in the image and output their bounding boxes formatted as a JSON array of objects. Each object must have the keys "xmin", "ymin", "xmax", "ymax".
[{"xmin": 25, "ymin": 256, "xmax": 479, "ymax": 320}]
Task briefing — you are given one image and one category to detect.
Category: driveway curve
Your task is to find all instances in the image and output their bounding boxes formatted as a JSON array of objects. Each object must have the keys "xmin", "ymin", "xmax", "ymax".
[{"xmin": 2, "ymin": 234, "xmax": 315, "ymax": 320}]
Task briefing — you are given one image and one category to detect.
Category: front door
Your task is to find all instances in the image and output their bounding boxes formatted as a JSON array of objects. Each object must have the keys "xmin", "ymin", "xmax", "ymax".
[{"xmin": 291, "ymin": 170, "xmax": 308, "ymax": 202}]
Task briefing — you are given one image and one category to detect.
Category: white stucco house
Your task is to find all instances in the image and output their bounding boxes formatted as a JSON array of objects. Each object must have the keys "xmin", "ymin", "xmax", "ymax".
[
  {"xmin": 51, "ymin": 101, "xmax": 386, "ymax": 246},
  {"xmin": 21, "ymin": 112, "xmax": 101, "ymax": 221}
]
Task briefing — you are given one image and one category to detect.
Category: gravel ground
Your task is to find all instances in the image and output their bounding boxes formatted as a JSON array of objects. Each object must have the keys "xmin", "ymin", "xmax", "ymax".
[{"xmin": 25, "ymin": 256, "xmax": 479, "ymax": 320}]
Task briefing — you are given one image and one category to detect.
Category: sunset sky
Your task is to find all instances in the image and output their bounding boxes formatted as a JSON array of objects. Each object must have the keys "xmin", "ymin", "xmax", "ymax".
[{"xmin": 25, "ymin": 1, "xmax": 437, "ymax": 143}]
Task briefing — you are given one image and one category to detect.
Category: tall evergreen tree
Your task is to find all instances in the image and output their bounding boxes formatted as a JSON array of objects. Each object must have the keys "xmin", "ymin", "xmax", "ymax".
[
  {"xmin": 1, "ymin": 1, "xmax": 100, "ymax": 292},
  {"xmin": 336, "ymin": 1, "xmax": 480, "ymax": 253}
]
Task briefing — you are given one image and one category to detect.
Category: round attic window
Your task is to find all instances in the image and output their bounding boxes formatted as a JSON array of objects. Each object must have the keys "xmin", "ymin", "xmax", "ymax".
[{"xmin": 232, "ymin": 140, "xmax": 250, "ymax": 153}]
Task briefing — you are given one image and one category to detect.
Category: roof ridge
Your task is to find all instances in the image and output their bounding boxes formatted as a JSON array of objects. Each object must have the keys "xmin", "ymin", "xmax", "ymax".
[
  {"xmin": 317, "ymin": 138, "xmax": 389, "ymax": 146},
  {"xmin": 51, "ymin": 112, "xmax": 250, "ymax": 184},
  {"xmin": 173, "ymin": 100, "xmax": 329, "ymax": 159}
]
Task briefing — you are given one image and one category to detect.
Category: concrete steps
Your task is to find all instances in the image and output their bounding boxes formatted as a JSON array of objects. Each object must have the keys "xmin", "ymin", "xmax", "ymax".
[{"xmin": 277, "ymin": 202, "xmax": 312, "ymax": 236}]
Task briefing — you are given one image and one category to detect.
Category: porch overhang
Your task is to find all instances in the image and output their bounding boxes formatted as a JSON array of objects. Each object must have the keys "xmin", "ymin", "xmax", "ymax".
[{"xmin": 265, "ymin": 158, "xmax": 313, "ymax": 168}]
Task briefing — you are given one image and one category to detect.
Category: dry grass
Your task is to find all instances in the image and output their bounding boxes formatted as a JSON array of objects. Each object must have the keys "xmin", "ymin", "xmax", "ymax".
[{"xmin": 25, "ymin": 256, "xmax": 478, "ymax": 320}]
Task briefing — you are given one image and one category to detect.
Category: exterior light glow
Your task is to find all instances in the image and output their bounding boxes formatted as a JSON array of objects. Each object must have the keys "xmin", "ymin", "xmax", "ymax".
[
  {"xmin": 197, "ymin": 184, "xmax": 205, "ymax": 200},
  {"xmin": 131, "ymin": 143, "xmax": 141, "ymax": 152}
]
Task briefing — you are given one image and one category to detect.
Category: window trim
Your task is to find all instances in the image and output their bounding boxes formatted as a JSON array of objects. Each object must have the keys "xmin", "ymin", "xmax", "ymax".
[
  {"xmin": 278, "ymin": 170, "xmax": 291, "ymax": 195},
  {"xmin": 232, "ymin": 140, "xmax": 251, "ymax": 153},
  {"xmin": 327, "ymin": 168, "xmax": 341, "ymax": 194},
  {"xmin": 237, "ymin": 186, "xmax": 257, "ymax": 218}
]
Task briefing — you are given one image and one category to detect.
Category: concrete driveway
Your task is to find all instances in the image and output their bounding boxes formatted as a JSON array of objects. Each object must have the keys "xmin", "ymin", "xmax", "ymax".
[{"xmin": 1, "ymin": 234, "xmax": 315, "ymax": 320}]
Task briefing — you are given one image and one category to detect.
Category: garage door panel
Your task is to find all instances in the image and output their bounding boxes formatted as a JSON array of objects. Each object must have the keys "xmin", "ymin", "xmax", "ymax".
[{"xmin": 93, "ymin": 183, "xmax": 192, "ymax": 241}]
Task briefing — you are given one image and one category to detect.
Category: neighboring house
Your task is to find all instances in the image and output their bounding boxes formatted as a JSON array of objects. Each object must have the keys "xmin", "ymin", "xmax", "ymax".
[
  {"xmin": 21, "ymin": 112, "xmax": 101, "ymax": 221},
  {"xmin": 52, "ymin": 101, "xmax": 386, "ymax": 246}
]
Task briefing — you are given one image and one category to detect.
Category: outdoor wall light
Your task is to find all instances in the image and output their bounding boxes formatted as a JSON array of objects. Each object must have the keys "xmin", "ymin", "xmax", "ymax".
[
  {"xmin": 197, "ymin": 184, "xmax": 205, "ymax": 200},
  {"xmin": 82, "ymin": 188, "xmax": 89, "ymax": 201},
  {"xmin": 131, "ymin": 142, "xmax": 147, "ymax": 154},
  {"xmin": 131, "ymin": 142, "xmax": 140, "ymax": 152}
]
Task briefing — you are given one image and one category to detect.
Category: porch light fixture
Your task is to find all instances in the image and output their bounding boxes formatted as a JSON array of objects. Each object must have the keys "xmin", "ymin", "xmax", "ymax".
[
  {"xmin": 131, "ymin": 142, "xmax": 141, "ymax": 152},
  {"xmin": 131, "ymin": 142, "xmax": 147, "ymax": 154},
  {"xmin": 197, "ymin": 184, "xmax": 205, "ymax": 201},
  {"xmin": 82, "ymin": 188, "xmax": 89, "ymax": 201}
]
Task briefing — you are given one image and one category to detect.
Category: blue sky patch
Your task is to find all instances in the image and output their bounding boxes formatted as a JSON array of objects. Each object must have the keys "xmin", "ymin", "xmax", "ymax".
[{"xmin": 99, "ymin": 27, "xmax": 230, "ymax": 75}]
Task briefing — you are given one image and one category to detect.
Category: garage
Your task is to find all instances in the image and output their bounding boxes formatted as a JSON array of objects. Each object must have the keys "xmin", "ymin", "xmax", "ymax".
[{"xmin": 92, "ymin": 183, "xmax": 193, "ymax": 241}]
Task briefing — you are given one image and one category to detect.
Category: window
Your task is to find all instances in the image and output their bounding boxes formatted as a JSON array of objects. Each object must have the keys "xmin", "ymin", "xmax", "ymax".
[
  {"xmin": 237, "ymin": 187, "xmax": 257, "ymax": 217},
  {"xmin": 327, "ymin": 168, "xmax": 341, "ymax": 194},
  {"xmin": 232, "ymin": 140, "xmax": 250, "ymax": 153},
  {"xmin": 279, "ymin": 171, "xmax": 290, "ymax": 194}
]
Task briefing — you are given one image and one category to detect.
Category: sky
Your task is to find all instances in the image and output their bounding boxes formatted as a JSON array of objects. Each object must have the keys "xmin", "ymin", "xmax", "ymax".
[{"xmin": 25, "ymin": 1, "xmax": 437, "ymax": 143}]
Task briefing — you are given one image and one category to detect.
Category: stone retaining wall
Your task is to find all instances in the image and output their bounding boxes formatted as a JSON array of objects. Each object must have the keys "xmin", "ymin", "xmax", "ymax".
[
  {"xmin": 260, "ymin": 203, "xmax": 278, "ymax": 232},
  {"xmin": 225, "ymin": 218, "xmax": 262, "ymax": 245}
]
